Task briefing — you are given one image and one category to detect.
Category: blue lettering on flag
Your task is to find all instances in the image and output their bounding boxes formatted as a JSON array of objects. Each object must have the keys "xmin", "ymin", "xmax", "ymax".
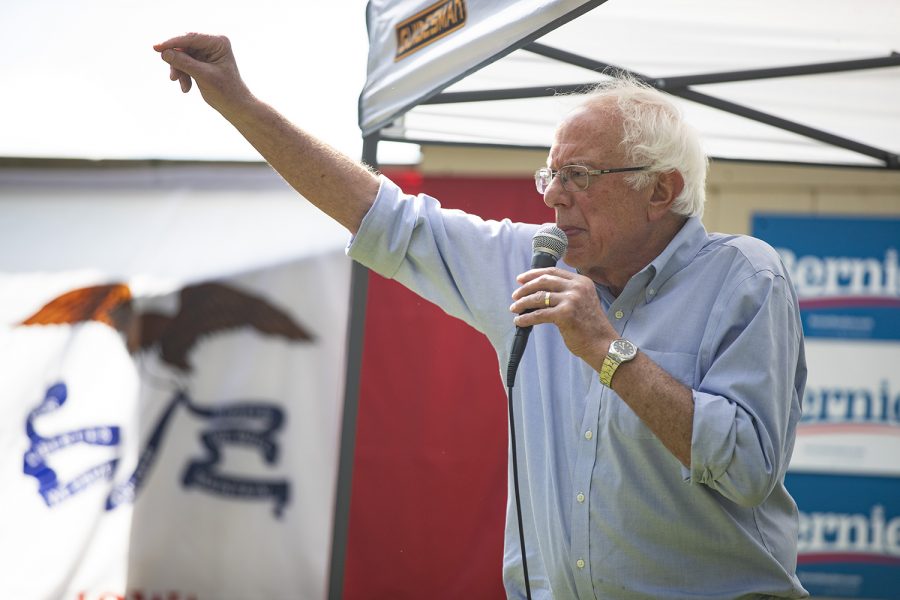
[
  {"xmin": 107, "ymin": 391, "xmax": 290, "ymax": 517},
  {"xmin": 23, "ymin": 382, "xmax": 122, "ymax": 506},
  {"xmin": 24, "ymin": 382, "xmax": 290, "ymax": 517}
]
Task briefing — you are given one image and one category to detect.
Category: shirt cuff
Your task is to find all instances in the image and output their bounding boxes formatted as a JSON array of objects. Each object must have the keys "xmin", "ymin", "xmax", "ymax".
[
  {"xmin": 346, "ymin": 175, "xmax": 414, "ymax": 279},
  {"xmin": 684, "ymin": 390, "xmax": 738, "ymax": 484}
]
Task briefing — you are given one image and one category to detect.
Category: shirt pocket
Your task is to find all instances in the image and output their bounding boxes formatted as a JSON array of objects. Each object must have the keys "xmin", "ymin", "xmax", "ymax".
[{"xmin": 610, "ymin": 348, "xmax": 697, "ymax": 439}]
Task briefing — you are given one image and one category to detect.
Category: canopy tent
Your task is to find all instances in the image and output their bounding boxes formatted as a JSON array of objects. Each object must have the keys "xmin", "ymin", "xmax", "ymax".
[
  {"xmin": 332, "ymin": 1, "xmax": 900, "ymax": 598},
  {"xmin": 360, "ymin": 0, "xmax": 900, "ymax": 168}
]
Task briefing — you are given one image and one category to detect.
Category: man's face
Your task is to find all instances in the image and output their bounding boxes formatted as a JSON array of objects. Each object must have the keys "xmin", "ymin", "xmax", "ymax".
[{"xmin": 545, "ymin": 102, "xmax": 654, "ymax": 287}]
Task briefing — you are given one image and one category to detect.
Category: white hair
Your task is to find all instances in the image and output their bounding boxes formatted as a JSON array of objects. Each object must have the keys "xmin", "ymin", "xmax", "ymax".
[{"xmin": 577, "ymin": 75, "xmax": 708, "ymax": 218}]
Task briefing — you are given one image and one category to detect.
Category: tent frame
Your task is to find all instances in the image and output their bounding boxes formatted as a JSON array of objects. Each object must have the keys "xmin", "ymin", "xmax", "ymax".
[
  {"xmin": 329, "ymin": 135, "xmax": 379, "ymax": 600},
  {"xmin": 415, "ymin": 43, "xmax": 900, "ymax": 169}
]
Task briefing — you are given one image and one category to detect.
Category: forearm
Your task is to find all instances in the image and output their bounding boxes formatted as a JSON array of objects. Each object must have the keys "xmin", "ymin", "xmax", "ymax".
[
  {"xmin": 221, "ymin": 96, "xmax": 379, "ymax": 234},
  {"xmin": 509, "ymin": 268, "xmax": 696, "ymax": 466},
  {"xmin": 591, "ymin": 349, "xmax": 694, "ymax": 467},
  {"xmin": 155, "ymin": 35, "xmax": 380, "ymax": 234}
]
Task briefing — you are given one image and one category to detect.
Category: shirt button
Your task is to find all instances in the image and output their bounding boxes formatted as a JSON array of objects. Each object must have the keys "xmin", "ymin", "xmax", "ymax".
[
  {"xmin": 648, "ymin": 288, "xmax": 656, "ymax": 296},
  {"xmin": 614, "ymin": 310, "xmax": 624, "ymax": 319},
  {"xmin": 576, "ymin": 559, "xmax": 585, "ymax": 569},
  {"xmin": 584, "ymin": 430, "xmax": 593, "ymax": 440},
  {"xmin": 576, "ymin": 493, "xmax": 585, "ymax": 503}
]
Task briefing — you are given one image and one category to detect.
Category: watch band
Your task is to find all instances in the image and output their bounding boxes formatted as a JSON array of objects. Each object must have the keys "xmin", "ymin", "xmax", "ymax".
[{"xmin": 599, "ymin": 355, "xmax": 621, "ymax": 387}]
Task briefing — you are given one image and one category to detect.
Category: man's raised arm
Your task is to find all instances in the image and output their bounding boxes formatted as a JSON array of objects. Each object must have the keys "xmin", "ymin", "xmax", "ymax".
[{"xmin": 154, "ymin": 33, "xmax": 379, "ymax": 234}]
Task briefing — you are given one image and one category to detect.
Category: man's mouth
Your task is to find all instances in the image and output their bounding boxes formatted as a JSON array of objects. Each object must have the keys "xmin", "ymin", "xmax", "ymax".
[{"xmin": 558, "ymin": 225, "xmax": 584, "ymax": 238}]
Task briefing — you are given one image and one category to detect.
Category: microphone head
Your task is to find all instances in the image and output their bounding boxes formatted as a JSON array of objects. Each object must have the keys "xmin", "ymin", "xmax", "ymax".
[{"xmin": 532, "ymin": 224, "xmax": 568, "ymax": 260}]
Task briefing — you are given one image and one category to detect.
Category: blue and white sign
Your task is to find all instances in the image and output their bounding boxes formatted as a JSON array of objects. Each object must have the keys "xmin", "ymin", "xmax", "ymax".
[
  {"xmin": 787, "ymin": 472, "xmax": 900, "ymax": 599},
  {"xmin": 754, "ymin": 215, "xmax": 900, "ymax": 474},
  {"xmin": 753, "ymin": 215, "xmax": 900, "ymax": 341},
  {"xmin": 755, "ymin": 214, "xmax": 900, "ymax": 599}
]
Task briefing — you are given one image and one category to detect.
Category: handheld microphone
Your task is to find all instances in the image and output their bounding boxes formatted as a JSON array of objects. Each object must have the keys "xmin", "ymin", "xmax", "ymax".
[{"xmin": 506, "ymin": 224, "xmax": 568, "ymax": 388}]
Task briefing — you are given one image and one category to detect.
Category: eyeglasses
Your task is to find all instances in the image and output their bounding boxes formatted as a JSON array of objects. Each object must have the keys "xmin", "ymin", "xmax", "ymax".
[{"xmin": 534, "ymin": 165, "xmax": 650, "ymax": 194}]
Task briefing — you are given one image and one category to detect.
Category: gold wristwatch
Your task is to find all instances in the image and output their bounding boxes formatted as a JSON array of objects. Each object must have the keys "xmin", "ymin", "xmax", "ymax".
[{"xmin": 599, "ymin": 338, "xmax": 638, "ymax": 387}]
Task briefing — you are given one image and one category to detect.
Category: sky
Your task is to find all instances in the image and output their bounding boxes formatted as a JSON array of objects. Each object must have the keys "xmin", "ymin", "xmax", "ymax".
[
  {"xmin": 0, "ymin": 0, "xmax": 418, "ymax": 164},
  {"xmin": 3, "ymin": 0, "xmax": 897, "ymax": 169}
]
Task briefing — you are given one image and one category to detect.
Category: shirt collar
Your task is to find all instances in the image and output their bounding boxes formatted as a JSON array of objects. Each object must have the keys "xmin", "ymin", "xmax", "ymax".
[
  {"xmin": 643, "ymin": 216, "xmax": 708, "ymax": 303},
  {"xmin": 594, "ymin": 216, "xmax": 708, "ymax": 306}
]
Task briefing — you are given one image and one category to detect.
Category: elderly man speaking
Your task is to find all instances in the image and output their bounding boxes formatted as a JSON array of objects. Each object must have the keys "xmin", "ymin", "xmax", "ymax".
[{"xmin": 155, "ymin": 33, "xmax": 808, "ymax": 600}]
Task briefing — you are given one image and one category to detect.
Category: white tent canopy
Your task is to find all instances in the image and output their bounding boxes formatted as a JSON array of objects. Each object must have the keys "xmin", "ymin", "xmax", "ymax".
[{"xmin": 360, "ymin": 0, "xmax": 900, "ymax": 168}]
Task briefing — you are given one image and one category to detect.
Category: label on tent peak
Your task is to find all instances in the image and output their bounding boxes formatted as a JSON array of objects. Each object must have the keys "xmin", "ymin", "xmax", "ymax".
[{"xmin": 395, "ymin": 0, "xmax": 467, "ymax": 61}]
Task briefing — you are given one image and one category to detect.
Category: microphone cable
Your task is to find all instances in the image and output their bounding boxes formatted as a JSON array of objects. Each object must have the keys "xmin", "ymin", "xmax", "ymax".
[{"xmin": 506, "ymin": 381, "xmax": 533, "ymax": 600}]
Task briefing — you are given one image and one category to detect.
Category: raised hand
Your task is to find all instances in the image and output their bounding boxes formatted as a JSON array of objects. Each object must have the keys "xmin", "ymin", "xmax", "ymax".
[
  {"xmin": 153, "ymin": 31, "xmax": 380, "ymax": 234},
  {"xmin": 153, "ymin": 33, "xmax": 252, "ymax": 116}
]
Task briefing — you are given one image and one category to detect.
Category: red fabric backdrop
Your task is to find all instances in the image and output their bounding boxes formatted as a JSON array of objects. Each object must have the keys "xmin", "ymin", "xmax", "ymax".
[{"xmin": 343, "ymin": 171, "xmax": 554, "ymax": 599}]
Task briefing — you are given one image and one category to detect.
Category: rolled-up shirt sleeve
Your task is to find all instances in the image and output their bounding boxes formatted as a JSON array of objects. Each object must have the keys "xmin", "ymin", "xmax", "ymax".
[{"xmin": 687, "ymin": 267, "xmax": 805, "ymax": 507}]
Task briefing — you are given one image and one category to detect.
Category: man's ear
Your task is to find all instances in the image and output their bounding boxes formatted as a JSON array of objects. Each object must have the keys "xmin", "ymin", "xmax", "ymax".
[{"xmin": 648, "ymin": 170, "xmax": 684, "ymax": 221}]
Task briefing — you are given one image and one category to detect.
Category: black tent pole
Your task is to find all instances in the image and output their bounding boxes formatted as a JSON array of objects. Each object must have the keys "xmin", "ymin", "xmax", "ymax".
[{"xmin": 327, "ymin": 131, "xmax": 379, "ymax": 600}]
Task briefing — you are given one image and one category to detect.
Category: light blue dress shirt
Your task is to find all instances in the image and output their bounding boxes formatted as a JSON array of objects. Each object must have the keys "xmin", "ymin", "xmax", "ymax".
[{"xmin": 348, "ymin": 177, "xmax": 809, "ymax": 599}]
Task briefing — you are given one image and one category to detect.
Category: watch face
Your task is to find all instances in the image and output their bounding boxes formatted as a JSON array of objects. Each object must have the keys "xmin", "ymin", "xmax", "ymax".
[{"xmin": 611, "ymin": 339, "xmax": 637, "ymax": 359}]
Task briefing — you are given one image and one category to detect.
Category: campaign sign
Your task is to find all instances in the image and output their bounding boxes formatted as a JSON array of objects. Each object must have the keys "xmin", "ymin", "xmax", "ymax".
[
  {"xmin": 752, "ymin": 215, "xmax": 900, "ymax": 341},
  {"xmin": 756, "ymin": 214, "xmax": 900, "ymax": 598},
  {"xmin": 754, "ymin": 216, "xmax": 900, "ymax": 476},
  {"xmin": 790, "ymin": 338, "xmax": 900, "ymax": 476},
  {"xmin": 787, "ymin": 472, "xmax": 900, "ymax": 599}
]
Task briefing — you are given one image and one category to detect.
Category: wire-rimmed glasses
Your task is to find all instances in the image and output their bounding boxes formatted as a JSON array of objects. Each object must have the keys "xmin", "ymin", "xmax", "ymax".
[{"xmin": 535, "ymin": 165, "xmax": 649, "ymax": 194}]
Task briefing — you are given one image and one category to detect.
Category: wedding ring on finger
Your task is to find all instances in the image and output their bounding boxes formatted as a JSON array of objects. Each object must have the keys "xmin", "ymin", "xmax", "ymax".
[{"xmin": 544, "ymin": 291, "xmax": 551, "ymax": 307}]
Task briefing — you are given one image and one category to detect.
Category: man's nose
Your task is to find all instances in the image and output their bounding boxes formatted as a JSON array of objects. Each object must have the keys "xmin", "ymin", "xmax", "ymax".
[{"xmin": 542, "ymin": 179, "xmax": 572, "ymax": 209}]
